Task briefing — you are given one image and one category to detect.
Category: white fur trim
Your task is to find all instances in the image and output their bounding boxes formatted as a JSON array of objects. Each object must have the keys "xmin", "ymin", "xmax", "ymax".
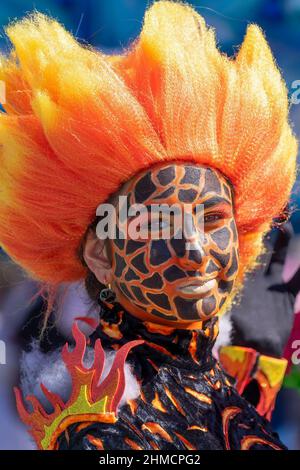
[
  {"xmin": 20, "ymin": 341, "xmax": 141, "ymax": 413},
  {"xmin": 212, "ymin": 312, "xmax": 233, "ymax": 359}
]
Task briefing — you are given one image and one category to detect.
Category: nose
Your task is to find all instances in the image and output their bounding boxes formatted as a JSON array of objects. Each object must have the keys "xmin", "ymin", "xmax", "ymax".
[{"xmin": 170, "ymin": 212, "xmax": 208, "ymax": 270}]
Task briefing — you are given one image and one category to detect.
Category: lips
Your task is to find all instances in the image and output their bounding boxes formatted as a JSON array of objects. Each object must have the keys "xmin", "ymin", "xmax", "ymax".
[{"xmin": 176, "ymin": 278, "xmax": 217, "ymax": 296}]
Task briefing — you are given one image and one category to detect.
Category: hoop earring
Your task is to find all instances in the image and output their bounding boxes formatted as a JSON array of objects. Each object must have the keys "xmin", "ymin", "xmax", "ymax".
[{"xmin": 99, "ymin": 283, "xmax": 116, "ymax": 303}]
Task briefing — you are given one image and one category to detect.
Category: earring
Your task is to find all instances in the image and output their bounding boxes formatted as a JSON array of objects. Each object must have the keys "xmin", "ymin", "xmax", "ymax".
[{"xmin": 99, "ymin": 283, "xmax": 116, "ymax": 303}]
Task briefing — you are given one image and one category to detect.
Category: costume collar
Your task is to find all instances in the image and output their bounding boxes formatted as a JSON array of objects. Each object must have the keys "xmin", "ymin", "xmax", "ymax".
[{"xmin": 94, "ymin": 300, "xmax": 219, "ymax": 373}]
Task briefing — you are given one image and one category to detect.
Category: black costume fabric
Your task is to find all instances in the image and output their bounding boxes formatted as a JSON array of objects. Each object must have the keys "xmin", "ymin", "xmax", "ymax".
[{"xmin": 57, "ymin": 301, "xmax": 286, "ymax": 450}]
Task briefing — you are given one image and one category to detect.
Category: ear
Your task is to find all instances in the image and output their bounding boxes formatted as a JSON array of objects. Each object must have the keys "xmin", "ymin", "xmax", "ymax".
[{"xmin": 83, "ymin": 229, "xmax": 113, "ymax": 285}]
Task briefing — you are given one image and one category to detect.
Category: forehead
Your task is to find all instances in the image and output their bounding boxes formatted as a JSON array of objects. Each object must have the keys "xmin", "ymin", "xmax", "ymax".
[{"xmin": 119, "ymin": 162, "xmax": 232, "ymax": 203}]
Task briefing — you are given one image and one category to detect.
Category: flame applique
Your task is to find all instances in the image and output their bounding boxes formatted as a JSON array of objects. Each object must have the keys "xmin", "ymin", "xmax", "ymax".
[{"xmin": 14, "ymin": 322, "xmax": 144, "ymax": 450}]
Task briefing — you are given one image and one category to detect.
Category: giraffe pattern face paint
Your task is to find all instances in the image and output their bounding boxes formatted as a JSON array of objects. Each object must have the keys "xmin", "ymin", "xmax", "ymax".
[{"xmin": 108, "ymin": 163, "xmax": 239, "ymax": 323}]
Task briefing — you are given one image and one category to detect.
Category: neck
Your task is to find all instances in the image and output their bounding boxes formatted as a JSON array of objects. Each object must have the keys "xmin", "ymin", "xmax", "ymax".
[{"xmin": 95, "ymin": 299, "xmax": 219, "ymax": 377}]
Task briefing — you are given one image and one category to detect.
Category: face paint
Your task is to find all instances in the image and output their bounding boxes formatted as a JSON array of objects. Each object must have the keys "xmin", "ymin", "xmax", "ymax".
[{"xmin": 109, "ymin": 163, "xmax": 239, "ymax": 324}]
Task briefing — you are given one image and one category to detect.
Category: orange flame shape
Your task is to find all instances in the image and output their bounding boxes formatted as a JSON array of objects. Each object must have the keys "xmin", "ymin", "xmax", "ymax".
[{"xmin": 14, "ymin": 322, "xmax": 144, "ymax": 450}]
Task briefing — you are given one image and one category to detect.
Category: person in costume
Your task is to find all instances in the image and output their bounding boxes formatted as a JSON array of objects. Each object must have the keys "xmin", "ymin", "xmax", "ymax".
[{"xmin": 0, "ymin": 1, "xmax": 297, "ymax": 450}]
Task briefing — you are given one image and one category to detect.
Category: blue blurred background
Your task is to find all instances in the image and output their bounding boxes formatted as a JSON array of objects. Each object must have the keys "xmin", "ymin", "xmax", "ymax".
[{"xmin": 0, "ymin": 0, "xmax": 299, "ymax": 450}]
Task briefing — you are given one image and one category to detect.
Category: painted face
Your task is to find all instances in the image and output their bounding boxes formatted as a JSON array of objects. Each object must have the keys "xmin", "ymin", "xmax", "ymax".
[{"xmin": 108, "ymin": 163, "xmax": 239, "ymax": 324}]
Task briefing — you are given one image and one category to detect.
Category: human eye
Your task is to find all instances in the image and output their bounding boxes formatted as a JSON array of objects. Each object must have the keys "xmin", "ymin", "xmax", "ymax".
[
  {"xmin": 195, "ymin": 210, "xmax": 228, "ymax": 231},
  {"xmin": 204, "ymin": 212, "xmax": 224, "ymax": 224},
  {"xmin": 151, "ymin": 220, "xmax": 160, "ymax": 230},
  {"xmin": 150, "ymin": 216, "xmax": 170, "ymax": 231}
]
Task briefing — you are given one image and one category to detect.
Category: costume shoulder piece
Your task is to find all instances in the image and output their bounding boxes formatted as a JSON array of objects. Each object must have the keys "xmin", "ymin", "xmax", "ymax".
[
  {"xmin": 15, "ymin": 323, "xmax": 143, "ymax": 450},
  {"xmin": 219, "ymin": 345, "xmax": 287, "ymax": 419},
  {"xmin": 15, "ymin": 305, "xmax": 286, "ymax": 451}
]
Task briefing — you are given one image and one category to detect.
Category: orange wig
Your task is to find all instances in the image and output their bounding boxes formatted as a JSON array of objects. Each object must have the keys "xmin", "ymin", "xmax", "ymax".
[{"xmin": 0, "ymin": 1, "xmax": 297, "ymax": 292}]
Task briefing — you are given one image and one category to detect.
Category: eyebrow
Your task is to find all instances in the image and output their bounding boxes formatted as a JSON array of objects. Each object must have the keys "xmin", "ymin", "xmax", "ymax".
[
  {"xmin": 201, "ymin": 196, "xmax": 232, "ymax": 209},
  {"xmin": 126, "ymin": 197, "xmax": 232, "ymax": 221}
]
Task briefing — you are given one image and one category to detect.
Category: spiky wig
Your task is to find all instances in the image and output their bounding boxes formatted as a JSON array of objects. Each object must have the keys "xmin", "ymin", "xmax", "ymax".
[{"xmin": 0, "ymin": 1, "xmax": 297, "ymax": 291}]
